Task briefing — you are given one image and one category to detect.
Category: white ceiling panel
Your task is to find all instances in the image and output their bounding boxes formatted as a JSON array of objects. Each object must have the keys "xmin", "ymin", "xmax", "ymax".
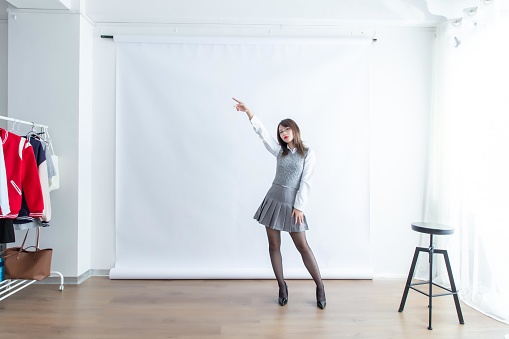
[{"xmin": 83, "ymin": 0, "xmax": 446, "ymax": 27}]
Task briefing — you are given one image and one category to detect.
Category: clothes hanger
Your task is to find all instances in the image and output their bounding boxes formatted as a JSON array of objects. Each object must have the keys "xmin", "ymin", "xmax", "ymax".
[
  {"xmin": 26, "ymin": 122, "xmax": 40, "ymax": 140},
  {"xmin": 37, "ymin": 126, "xmax": 49, "ymax": 146},
  {"xmin": 44, "ymin": 126, "xmax": 54, "ymax": 150},
  {"xmin": 10, "ymin": 119, "xmax": 18, "ymax": 132}
]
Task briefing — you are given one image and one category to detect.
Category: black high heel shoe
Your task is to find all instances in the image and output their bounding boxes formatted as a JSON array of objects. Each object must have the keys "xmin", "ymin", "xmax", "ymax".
[
  {"xmin": 278, "ymin": 282, "xmax": 288, "ymax": 306},
  {"xmin": 316, "ymin": 286, "xmax": 326, "ymax": 309}
]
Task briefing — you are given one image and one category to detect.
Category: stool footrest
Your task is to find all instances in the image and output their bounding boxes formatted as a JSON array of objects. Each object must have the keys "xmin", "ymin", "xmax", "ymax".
[
  {"xmin": 409, "ymin": 284, "xmax": 458, "ymax": 298},
  {"xmin": 410, "ymin": 281, "xmax": 457, "ymax": 294}
]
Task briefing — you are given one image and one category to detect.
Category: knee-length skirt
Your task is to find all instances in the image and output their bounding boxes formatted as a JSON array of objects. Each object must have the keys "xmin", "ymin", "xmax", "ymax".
[{"xmin": 253, "ymin": 183, "xmax": 309, "ymax": 233}]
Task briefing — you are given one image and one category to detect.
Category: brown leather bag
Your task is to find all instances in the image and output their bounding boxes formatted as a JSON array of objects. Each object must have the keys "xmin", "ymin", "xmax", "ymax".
[{"xmin": 2, "ymin": 228, "xmax": 52, "ymax": 281}]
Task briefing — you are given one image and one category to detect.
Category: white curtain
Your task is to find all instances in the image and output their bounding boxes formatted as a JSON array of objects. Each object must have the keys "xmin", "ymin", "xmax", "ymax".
[
  {"xmin": 111, "ymin": 36, "xmax": 373, "ymax": 279},
  {"xmin": 424, "ymin": 3, "xmax": 509, "ymax": 324}
]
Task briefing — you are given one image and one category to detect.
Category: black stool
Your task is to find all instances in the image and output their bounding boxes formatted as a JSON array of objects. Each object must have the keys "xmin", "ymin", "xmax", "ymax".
[{"xmin": 398, "ymin": 222, "xmax": 464, "ymax": 330}]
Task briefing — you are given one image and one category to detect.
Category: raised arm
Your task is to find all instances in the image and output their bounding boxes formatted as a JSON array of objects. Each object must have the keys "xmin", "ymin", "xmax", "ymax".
[
  {"xmin": 233, "ymin": 97, "xmax": 254, "ymax": 120},
  {"xmin": 233, "ymin": 98, "xmax": 280, "ymax": 156}
]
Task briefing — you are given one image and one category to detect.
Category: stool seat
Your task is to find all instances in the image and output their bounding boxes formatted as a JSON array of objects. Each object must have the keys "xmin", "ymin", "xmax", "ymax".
[{"xmin": 411, "ymin": 222, "xmax": 454, "ymax": 235}]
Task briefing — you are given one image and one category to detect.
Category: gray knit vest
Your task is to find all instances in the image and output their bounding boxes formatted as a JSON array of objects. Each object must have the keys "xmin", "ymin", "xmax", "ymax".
[{"xmin": 272, "ymin": 149, "xmax": 306, "ymax": 189}]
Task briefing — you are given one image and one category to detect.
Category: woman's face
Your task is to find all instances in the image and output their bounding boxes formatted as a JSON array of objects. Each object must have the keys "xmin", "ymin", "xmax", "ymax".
[{"xmin": 278, "ymin": 125, "xmax": 294, "ymax": 145}]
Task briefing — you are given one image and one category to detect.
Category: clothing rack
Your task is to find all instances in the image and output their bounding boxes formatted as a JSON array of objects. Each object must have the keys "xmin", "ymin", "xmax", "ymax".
[
  {"xmin": 0, "ymin": 115, "xmax": 64, "ymax": 301},
  {"xmin": 0, "ymin": 271, "xmax": 65, "ymax": 301},
  {"xmin": 0, "ymin": 116, "xmax": 49, "ymax": 129}
]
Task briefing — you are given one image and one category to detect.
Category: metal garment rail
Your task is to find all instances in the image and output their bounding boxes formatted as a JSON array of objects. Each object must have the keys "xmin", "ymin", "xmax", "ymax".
[
  {"xmin": 0, "ymin": 115, "xmax": 49, "ymax": 129},
  {"xmin": 0, "ymin": 116, "xmax": 64, "ymax": 301}
]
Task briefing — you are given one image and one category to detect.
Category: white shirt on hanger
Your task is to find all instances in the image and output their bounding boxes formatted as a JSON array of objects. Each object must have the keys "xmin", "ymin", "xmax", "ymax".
[{"xmin": 0, "ymin": 140, "xmax": 11, "ymax": 216}]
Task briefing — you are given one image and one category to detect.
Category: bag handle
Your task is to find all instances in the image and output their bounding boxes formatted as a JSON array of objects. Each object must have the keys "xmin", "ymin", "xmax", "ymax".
[
  {"xmin": 19, "ymin": 229, "xmax": 33, "ymax": 250},
  {"xmin": 1, "ymin": 229, "xmax": 42, "ymax": 257},
  {"xmin": 0, "ymin": 228, "xmax": 43, "ymax": 261},
  {"xmin": 5, "ymin": 230, "xmax": 32, "ymax": 258}
]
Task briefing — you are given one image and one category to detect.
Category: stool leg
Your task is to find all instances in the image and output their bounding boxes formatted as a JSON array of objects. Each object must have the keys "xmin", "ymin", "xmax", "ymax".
[
  {"xmin": 398, "ymin": 247, "xmax": 421, "ymax": 312},
  {"xmin": 428, "ymin": 234, "xmax": 434, "ymax": 330},
  {"xmin": 439, "ymin": 249, "xmax": 465, "ymax": 325}
]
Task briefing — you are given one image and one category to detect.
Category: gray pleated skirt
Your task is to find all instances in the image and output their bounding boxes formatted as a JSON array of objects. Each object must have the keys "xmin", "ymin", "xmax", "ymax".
[{"xmin": 253, "ymin": 183, "xmax": 309, "ymax": 233}]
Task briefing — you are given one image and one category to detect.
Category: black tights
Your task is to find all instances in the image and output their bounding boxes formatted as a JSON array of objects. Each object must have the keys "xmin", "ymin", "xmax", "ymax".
[{"xmin": 265, "ymin": 227, "xmax": 324, "ymax": 299}]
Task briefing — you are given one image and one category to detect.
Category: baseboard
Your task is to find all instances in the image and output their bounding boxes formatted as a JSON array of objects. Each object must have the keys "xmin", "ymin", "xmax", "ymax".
[
  {"xmin": 35, "ymin": 269, "xmax": 110, "ymax": 285},
  {"xmin": 373, "ymin": 274, "xmax": 407, "ymax": 279},
  {"xmin": 33, "ymin": 269, "xmax": 404, "ymax": 285}
]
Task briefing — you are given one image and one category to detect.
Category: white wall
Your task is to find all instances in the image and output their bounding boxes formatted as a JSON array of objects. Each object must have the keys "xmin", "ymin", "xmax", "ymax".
[
  {"xmin": 7, "ymin": 10, "xmax": 94, "ymax": 278},
  {"xmin": 77, "ymin": 15, "xmax": 93, "ymax": 276},
  {"xmin": 0, "ymin": 2, "xmax": 7, "ymax": 118},
  {"xmin": 89, "ymin": 32, "xmax": 115, "ymax": 270}
]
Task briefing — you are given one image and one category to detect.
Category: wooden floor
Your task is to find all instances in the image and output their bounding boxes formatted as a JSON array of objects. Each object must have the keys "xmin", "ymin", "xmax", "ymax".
[{"xmin": 0, "ymin": 277, "xmax": 508, "ymax": 339}]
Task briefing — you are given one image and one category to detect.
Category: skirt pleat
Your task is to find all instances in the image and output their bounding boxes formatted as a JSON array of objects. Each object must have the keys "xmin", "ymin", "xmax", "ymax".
[{"xmin": 254, "ymin": 184, "xmax": 308, "ymax": 233}]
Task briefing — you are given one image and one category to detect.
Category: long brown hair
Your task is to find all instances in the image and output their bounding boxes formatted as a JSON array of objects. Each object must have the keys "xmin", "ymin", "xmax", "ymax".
[{"xmin": 277, "ymin": 118, "xmax": 307, "ymax": 157}]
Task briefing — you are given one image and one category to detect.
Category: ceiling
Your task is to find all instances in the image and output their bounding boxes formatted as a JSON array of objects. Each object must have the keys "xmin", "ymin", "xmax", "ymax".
[
  {"xmin": 81, "ymin": 0, "xmax": 447, "ymax": 27},
  {"xmin": 0, "ymin": 0, "xmax": 493, "ymax": 26}
]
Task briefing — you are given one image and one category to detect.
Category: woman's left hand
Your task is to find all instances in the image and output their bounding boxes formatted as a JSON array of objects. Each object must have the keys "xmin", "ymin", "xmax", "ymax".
[{"xmin": 292, "ymin": 208, "xmax": 304, "ymax": 225}]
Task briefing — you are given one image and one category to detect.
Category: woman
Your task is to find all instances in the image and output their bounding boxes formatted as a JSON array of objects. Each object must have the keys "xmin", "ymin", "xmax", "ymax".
[{"xmin": 233, "ymin": 98, "xmax": 326, "ymax": 309}]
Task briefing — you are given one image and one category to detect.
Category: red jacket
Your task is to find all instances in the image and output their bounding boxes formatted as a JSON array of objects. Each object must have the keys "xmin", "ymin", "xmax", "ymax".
[{"xmin": 0, "ymin": 128, "xmax": 44, "ymax": 218}]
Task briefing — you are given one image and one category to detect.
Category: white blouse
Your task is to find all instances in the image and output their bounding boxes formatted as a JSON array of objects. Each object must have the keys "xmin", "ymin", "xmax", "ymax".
[
  {"xmin": 0, "ymin": 139, "xmax": 10, "ymax": 216},
  {"xmin": 250, "ymin": 115, "xmax": 316, "ymax": 212}
]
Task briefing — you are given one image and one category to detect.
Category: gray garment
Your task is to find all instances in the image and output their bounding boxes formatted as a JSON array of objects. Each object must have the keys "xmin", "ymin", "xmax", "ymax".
[
  {"xmin": 272, "ymin": 150, "xmax": 306, "ymax": 189},
  {"xmin": 44, "ymin": 143, "xmax": 56, "ymax": 179},
  {"xmin": 255, "ymin": 149, "xmax": 309, "ymax": 232},
  {"xmin": 13, "ymin": 218, "xmax": 50, "ymax": 230},
  {"xmin": 254, "ymin": 183, "xmax": 308, "ymax": 233}
]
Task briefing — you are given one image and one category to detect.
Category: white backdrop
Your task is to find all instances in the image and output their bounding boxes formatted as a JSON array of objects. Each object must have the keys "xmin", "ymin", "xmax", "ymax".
[{"xmin": 110, "ymin": 36, "xmax": 372, "ymax": 279}]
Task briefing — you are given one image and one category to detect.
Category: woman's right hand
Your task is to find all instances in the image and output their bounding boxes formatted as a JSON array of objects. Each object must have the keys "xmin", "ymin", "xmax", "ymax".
[{"xmin": 233, "ymin": 98, "xmax": 253, "ymax": 119}]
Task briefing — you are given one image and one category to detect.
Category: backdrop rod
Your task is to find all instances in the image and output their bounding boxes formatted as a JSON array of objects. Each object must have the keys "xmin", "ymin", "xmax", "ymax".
[{"xmin": 101, "ymin": 35, "xmax": 376, "ymax": 42}]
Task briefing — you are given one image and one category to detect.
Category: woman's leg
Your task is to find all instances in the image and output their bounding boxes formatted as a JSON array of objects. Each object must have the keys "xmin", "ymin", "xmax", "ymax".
[
  {"xmin": 289, "ymin": 231, "xmax": 325, "ymax": 299},
  {"xmin": 265, "ymin": 227, "xmax": 287, "ymax": 298}
]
